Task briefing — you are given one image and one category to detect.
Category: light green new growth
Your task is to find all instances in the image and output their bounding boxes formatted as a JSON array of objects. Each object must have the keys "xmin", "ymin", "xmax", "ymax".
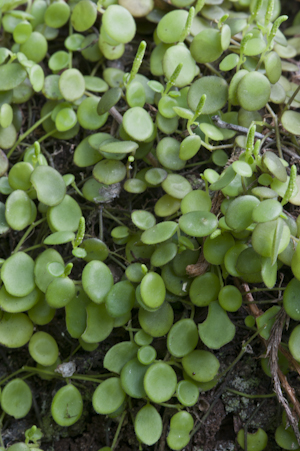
[
  {"xmin": 245, "ymin": 124, "xmax": 256, "ymax": 160},
  {"xmin": 179, "ymin": 7, "xmax": 195, "ymax": 42},
  {"xmin": 281, "ymin": 165, "xmax": 297, "ymax": 206},
  {"xmin": 236, "ymin": 33, "xmax": 253, "ymax": 72},
  {"xmin": 64, "ymin": 263, "xmax": 73, "ymax": 277},
  {"xmin": 164, "ymin": 63, "xmax": 183, "ymax": 95},
  {"xmin": 267, "ymin": 15, "xmax": 288, "ymax": 47},
  {"xmin": 218, "ymin": 14, "xmax": 229, "ymax": 30},
  {"xmin": 127, "ymin": 40, "xmax": 147, "ymax": 85},
  {"xmin": 265, "ymin": 0, "xmax": 274, "ymax": 27},
  {"xmin": 195, "ymin": 0, "xmax": 205, "ymax": 15},
  {"xmin": 73, "ymin": 217, "xmax": 85, "ymax": 248}
]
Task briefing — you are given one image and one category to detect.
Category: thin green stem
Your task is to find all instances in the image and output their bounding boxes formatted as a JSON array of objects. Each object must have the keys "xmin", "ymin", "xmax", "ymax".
[
  {"xmin": 0, "ymin": 411, "xmax": 5, "ymax": 448},
  {"xmin": 266, "ymin": 103, "xmax": 282, "ymax": 158},
  {"xmin": 108, "ymin": 254, "xmax": 127, "ymax": 271},
  {"xmin": 158, "ymin": 403, "xmax": 183, "ymax": 410},
  {"xmin": 91, "ymin": 60, "xmax": 102, "ymax": 77},
  {"xmin": 102, "ymin": 208, "xmax": 127, "ymax": 227},
  {"xmin": 0, "ymin": 368, "xmax": 26, "ymax": 386},
  {"xmin": 226, "ymin": 388, "xmax": 276, "ymax": 399},
  {"xmin": 215, "ymin": 329, "xmax": 261, "ymax": 381},
  {"xmin": 22, "ymin": 244, "xmax": 46, "ymax": 253},
  {"xmin": 111, "ymin": 411, "xmax": 127, "ymax": 451},
  {"xmin": 99, "ymin": 206, "xmax": 104, "ymax": 241},
  {"xmin": 7, "ymin": 110, "xmax": 53, "ymax": 158},
  {"xmin": 283, "ymin": 84, "xmax": 300, "ymax": 112},
  {"xmin": 70, "ymin": 375, "xmax": 104, "ymax": 383},
  {"xmin": 184, "ymin": 159, "xmax": 211, "ymax": 168},
  {"xmin": 204, "ymin": 63, "xmax": 224, "ymax": 78},
  {"xmin": 13, "ymin": 218, "xmax": 47, "ymax": 254}
]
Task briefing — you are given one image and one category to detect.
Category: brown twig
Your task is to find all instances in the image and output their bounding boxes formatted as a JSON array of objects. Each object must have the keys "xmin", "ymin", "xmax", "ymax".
[
  {"xmin": 237, "ymin": 282, "xmax": 300, "ymax": 445},
  {"xmin": 211, "ymin": 116, "xmax": 272, "ymax": 142}
]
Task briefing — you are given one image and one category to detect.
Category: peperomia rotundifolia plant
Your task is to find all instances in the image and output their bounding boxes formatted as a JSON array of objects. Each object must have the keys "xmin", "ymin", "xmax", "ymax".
[{"xmin": 0, "ymin": 0, "xmax": 300, "ymax": 450}]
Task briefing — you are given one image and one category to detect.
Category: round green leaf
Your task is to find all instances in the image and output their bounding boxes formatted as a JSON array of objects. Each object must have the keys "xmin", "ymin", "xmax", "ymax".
[
  {"xmin": 144, "ymin": 362, "xmax": 177, "ymax": 403},
  {"xmin": 189, "ymin": 272, "xmax": 220, "ymax": 307},
  {"xmin": 5, "ymin": 190, "xmax": 36, "ymax": 231},
  {"xmin": 123, "ymin": 107, "xmax": 154, "ymax": 141},
  {"xmin": 71, "ymin": 0, "xmax": 97, "ymax": 32},
  {"xmin": 29, "ymin": 331, "xmax": 59, "ymax": 366},
  {"xmin": 140, "ymin": 271, "xmax": 166, "ymax": 310},
  {"xmin": 198, "ymin": 300, "xmax": 236, "ymax": 349},
  {"xmin": 34, "ymin": 249, "xmax": 64, "ymax": 293},
  {"xmin": 120, "ymin": 357, "xmax": 149, "ymax": 398},
  {"xmin": 93, "ymin": 159, "xmax": 126, "ymax": 185},
  {"xmin": 103, "ymin": 341, "xmax": 139, "ymax": 374},
  {"xmin": 188, "ymin": 76, "xmax": 228, "ymax": 114},
  {"xmin": 1, "ymin": 252, "xmax": 35, "ymax": 297},
  {"xmin": 190, "ymin": 29, "xmax": 223, "ymax": 64},
  {"xmin": 77, "ymin": 97, "xmax": 108, "ymax": 130},
  {"xmin": 19, "ymin": 32, "xmax": 48, "ymax": 63},
  {"xmin": 1, "ymin": 379, "xmax": 32, "ymax": 419},
  {"xmin": 138, "ymin": 301, "xmax": 174, "ymax": 337},
  {"xmin": 59, "ymin": 68, "xmax": 85, "ymax": 102},
  {"xmin": 0, "ymin": 63, "xmax": 27, "ymax": 91},
  {"xmin": 141, "ymin": 221, "xmax": 178, "ymax": 244},
  {"xmin": 167, "ymin": 318, "xmax": 198, "ymax": 358},
  {"xmin": 31, "ymin": 166, "xmax": 66, "ymax": 206},
  {"xmin": 176, "ymin": 380, "xmax": 199, "ymax": 407},
  {"xmin": 49, "ymin": 51, "xmax": 69, "ymax": 72},
  {"xmin": 156, "ymin": 135, "xmax": 184, "ymax": 167},
  {"xmin": 45, "ymin": 1, "xmax": 70, "ymax": 28},
  {"xmin": 225, "ymin": 195, "xmax": 260, "ymax": 232},
  {"xmin": 237, "ymin": 72, "xmax": 271, "ymax": 111},
  {"xmin": 0, "ymin": 312, "xmax": 33, "ymax": 348},
  {"xmin": 92, "ymin": 377, "xmax": 126, "ymax": 415},
  {"xmin": 81, "ymin": 302, "xmax": 114, "ymax": 343},
  {"xmin": 281, "ymin": 110, "xmax": 300, "ymax": 136},
  {"xmin": 283, "ymin": 278, "xmax": 300, "ymax": 320},
  {"xmin": 0, "ymin": 286, "xmax": 42, "ymax": 313},
  {"xmin": 135, "ymin": 404, "xmax": 162, "ymax": 446},
  {"xmin": 157, "ymin": 10, "xmax": 188, "ymax": 43},
  {"xmin": 51, "ymin": 385, "xmax": 83, "ymax": 426},
  {"xmin": 47, "ymin": 195, "xmax": 81, "ymax": 232},
  {"xmin": 82, "ymin": 261, "xmax": 114, "ymax": 304},
  {"xmin": 179, "ymin": 211, "xmax": 218, "ymax": 237},
  {"xmin": 182, "ymin": 350, "xmax": 220, "ymax": 382},
  {"xmin": 102, "ymin": 5, "xmax": 136, "ymax": 44},
  {"xmin": 46, "ymin": 277, "xmax": 76, "ymax": 309}
]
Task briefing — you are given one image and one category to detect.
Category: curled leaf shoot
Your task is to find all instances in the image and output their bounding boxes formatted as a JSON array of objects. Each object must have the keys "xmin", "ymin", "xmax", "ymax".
[
  {"xmin": 265, "ymin": 0, "xmax": 274, "ymax": 27},
  {"xmin": 253, "ymin": 139, "xmax": 261, "ymax": 159},
  {"xmin": 64, "ymin": 263, "xmax": 73, "ymax": 277},
  {"xmin": 256, "ymin": 15, "xmax": 288, "ymax": 71},
  {"xmin": 245, "ymin": 124, "xmax": 256, "ymax": 160},
  {"xmin": 179, "ymin": 7, "xmax": 195, "ymax": 42},
  {"xmin": 97, "ymin": 0, "xmax": 105, "ymax": 13},
  {"xmin": 164, "ymin": 63, "xmax": 183, "ymax": 95},
  {"xmin": 249, "ymin": 0, "xmax": 263, "ymax": 24},
  {"xmin": 73, "ymin": 217, "xmax": 85, "ymax": 248},
  {"xmin": 267, "ymin": 15, "xmax": 288, "ymax": 48},
  {"xmin": 187, "ymin": 94, "xmax": 206, "ymax": 136},
  {"xmin": 281, "ymin": 165, "xmax": 297, "ymax": 207},
  {"xmin": 141, "ymin": 264, "xmax": 148, "ymax": 275},
  {"xmin": 127, "ymin": 40, "xmax": 147, "ymax": 85},
  {"xmin": 195, "ymin": 0, "xmax": 205, "ymax": 15},
  {"xmin": 210, "ymin": 229, "xmax": 222, "ymax": 239},
  {"xmin": 236, "ymin": 33, "xmax": 252, "ymax": 72},
  {"xmin": 218, "ymin": 14, "xmax": 229, "ymax": 30},
  {"xmin": 25, "ymin": 425, "xmax": 43, "ymax": 445}
]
